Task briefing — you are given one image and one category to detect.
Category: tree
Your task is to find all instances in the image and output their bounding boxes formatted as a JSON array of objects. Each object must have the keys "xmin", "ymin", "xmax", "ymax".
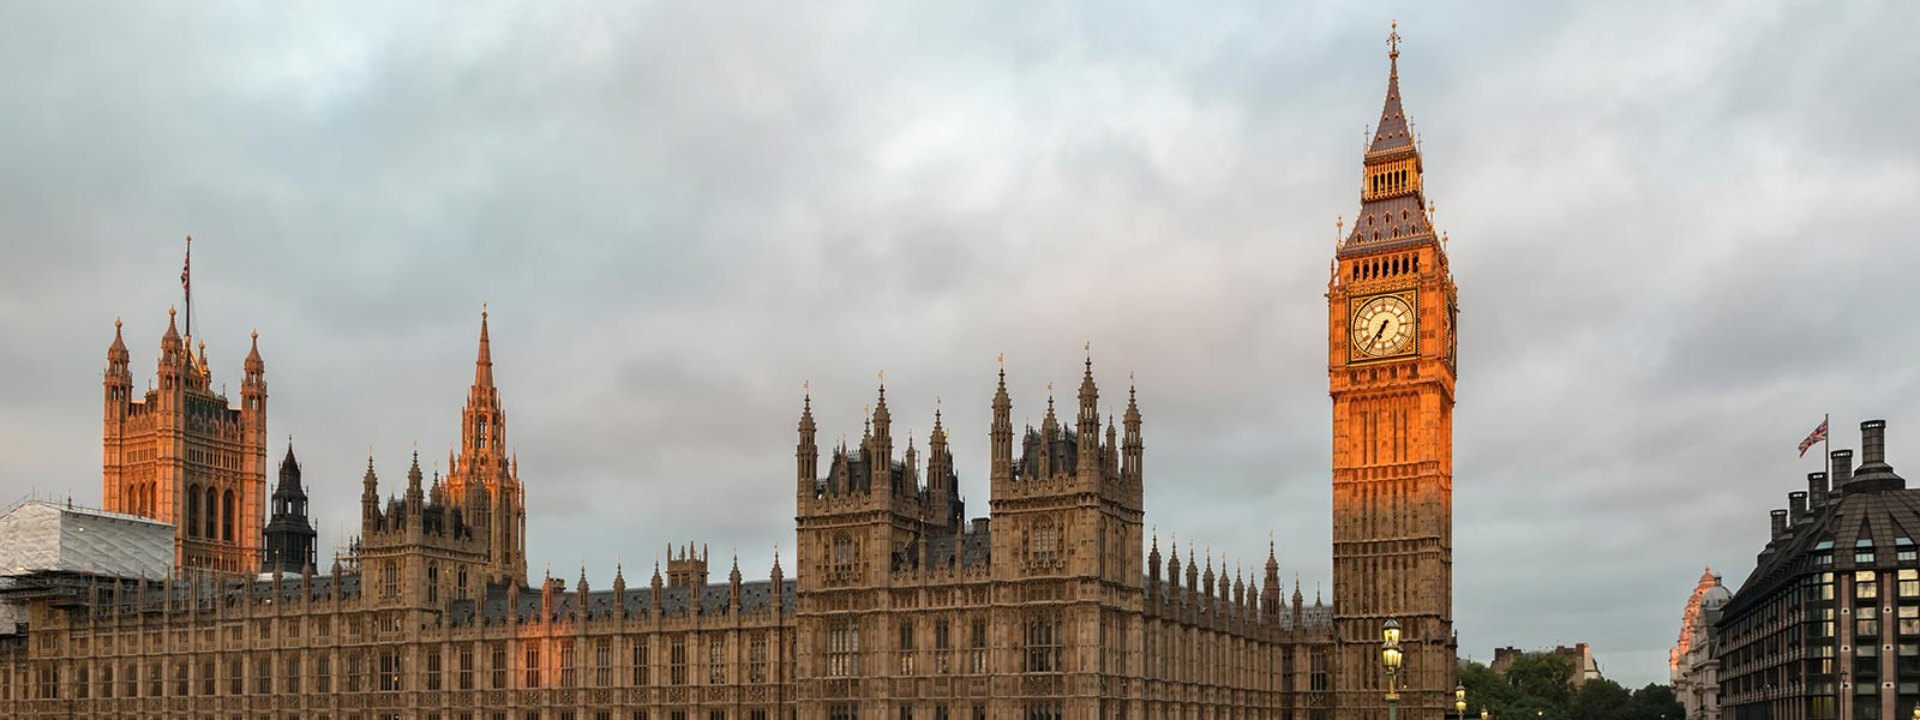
[
  {"xmin": 1569, "ymin": 679, "xmax": 1632, "ymax": 720},
  {"xmin": 1622, "ymin": 684, "xmax": 1684, "ymax": 720},
  {"xmin": 1506, "ymin": 654, "xmax": 1576, "ymax": 708}
]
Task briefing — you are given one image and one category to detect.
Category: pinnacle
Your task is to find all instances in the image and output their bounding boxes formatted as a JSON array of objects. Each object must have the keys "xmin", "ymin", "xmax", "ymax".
[{"xmin": 473, "ymin": 305, "xmax": 494, "ymax": 388}]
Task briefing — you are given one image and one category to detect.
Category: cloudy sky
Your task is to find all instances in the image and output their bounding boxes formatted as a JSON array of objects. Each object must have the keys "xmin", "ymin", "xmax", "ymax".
[{"xmin": 2, "ymin": 0, "xmax": 1916, "ymax": 688}]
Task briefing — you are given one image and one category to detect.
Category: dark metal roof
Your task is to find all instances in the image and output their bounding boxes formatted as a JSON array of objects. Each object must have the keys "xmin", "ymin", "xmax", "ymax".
[
  {"xmin": 463, "ymin": 579, "xmax": 797, "ymax": 626},
  {"xmin": 1722, "ymin": 439, "xmax": 1911, "ymax": 620}
]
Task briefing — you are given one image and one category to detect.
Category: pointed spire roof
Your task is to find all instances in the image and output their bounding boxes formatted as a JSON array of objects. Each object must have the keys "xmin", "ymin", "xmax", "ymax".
[
  {"xmin": 161, "ymin": 305, "xmax": 182, "ymax": 354},
  {"xmin": 245, "ymin": 329, "xmax": 263, "ymax": 372},
  {"xmin": 108, "ymin": 317, "xmax": 129, "ymax": 362},
  {"xmin": 474, "ymin": 304, "xmax": 494, "ymax": 388},
  {"xmin": 1369, "ymin": 21, "xmax": 1413, "ymax": 155},
  {"xmin": 275, "ymin": 440, "xmax": 305, "ymax": 499}
]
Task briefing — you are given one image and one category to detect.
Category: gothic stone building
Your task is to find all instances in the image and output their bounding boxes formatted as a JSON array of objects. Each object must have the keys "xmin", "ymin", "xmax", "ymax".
[
  {"xmin": 0, "ymin": 33, "xmax": 1460, "ymax": 720},
  {"xmin": 0, "ymin": 310, "xmax": 1340, "ymax": 720}
]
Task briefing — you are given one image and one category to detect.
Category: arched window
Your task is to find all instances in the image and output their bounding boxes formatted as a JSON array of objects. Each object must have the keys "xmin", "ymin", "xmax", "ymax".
[
  {"xmin": 221, "ymin": 490, "xmax": 235, "ymax": 541},
  {"xmin": 832, "ymin": 534, "xmax": 856, "ymax": 579},
  {"xmin": 427, "ymin": 563, "xmax": 440, "ymax": 603},
  {"xmin": 186, "ymin": 485, "xmax": 201, "ymax": 538},
  {"xmin": 383, "ymin": 562, "xmax": 400, "ymax": 599},
  {"xmin": 204, "ymin": 488, "xmax": 218, "ymax": 538},
  {"xmin": 1029, "ymin": 520, "xmax": 1059, "ymax": 565}
]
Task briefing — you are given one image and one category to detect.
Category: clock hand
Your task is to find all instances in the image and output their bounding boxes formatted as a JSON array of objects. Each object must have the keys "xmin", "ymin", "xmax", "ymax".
[{"xmin": 1370, "ymin": 320, "xmax": 1389, "ymax": 345}]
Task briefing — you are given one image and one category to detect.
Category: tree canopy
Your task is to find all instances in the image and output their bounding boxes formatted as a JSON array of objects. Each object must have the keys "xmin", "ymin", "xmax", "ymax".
[{"xmin": 1456, "ymin": 657, "xmax": 1684, "ymax": 720}]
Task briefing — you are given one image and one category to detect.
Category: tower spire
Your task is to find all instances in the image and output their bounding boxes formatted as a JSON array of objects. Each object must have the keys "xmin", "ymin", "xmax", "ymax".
[{"xmin": 474, "ymin": 304, "xmax": 494, "ymax": 388}]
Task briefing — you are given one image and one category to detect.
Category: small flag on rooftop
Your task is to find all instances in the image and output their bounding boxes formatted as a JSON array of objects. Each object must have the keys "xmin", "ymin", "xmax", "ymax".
[{"xmin": 1798, "ymin": 417, "xmax": 1829, "ymax": 457}]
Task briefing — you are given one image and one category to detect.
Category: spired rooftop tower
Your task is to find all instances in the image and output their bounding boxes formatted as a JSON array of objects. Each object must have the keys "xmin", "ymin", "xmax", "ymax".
[
  {"xmin": 263, "ymin": 441, "xmax": 317, "ymax": 575},
  {"xmin": 1326, "ymin": 22, "xmax": 1460, "ymax": 720},
  {"xmin": 443, "ymin": 306, "xmax": 528, "ymax": 587},
  {"xmin": 102, "ymin": 299, "xmax": 269, "ymax": 577}
]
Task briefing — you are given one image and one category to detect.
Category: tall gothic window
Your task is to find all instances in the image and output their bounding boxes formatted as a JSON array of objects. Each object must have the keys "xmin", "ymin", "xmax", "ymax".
[
  {"xmin": 899, "ymin": 619, "xmax": 917, "ymax": 676},
  {"xmin": 1022, "ymin": 613, "xmax": 1062, "ymax": 673},
  {"xmin": 186, "ymin": 485, "xmax": 201, "ymax": 538},
  {"xmin": 969, "ymin": 619, "xmax": 988, "ymax": 674},
  {"xmin": 595, "ymin": 639, "xmax": 613, "ymax": 687},
  {"xmin": 934, "ymin": 619, "xmax": 952, "ymax": 674},
  {"xmin": 832, "ymin": 534, "xmax": 856, "ymax": 580},
  {"xmin": 382, "ymin": 562, "xmax": 400, "ymax": 600},
  {"xmin": 670, "ymin": 636, "xmax": 687, "ymax": 686},
  {"xmin": 525, "ymin": 643, "xmax": 543, "ymax": 689},
  {"xmin": 220, "ymin": 490, "xmax": 235, "ymax": 541},
  {"xmin": 634, "ymin": 638, "xmax": 651, "ymax": 686},
  {"xmin": 828, "ymin": 620, "xmax": 860, "ymax": 677},
  {"xmin": 459, "ymin": 644, "xmax": 476, "ymax": 690},
  {"xmin": 1029, "ymin": 521, "xmax": 1058, "ymax": 566},
  {"xmin": 708, "ymin": 637, "xmax": 726, "ymax": 685},
  {"xmin": 748, "ymin": 634, "xmax": 768, "ymax": 684},
  {"xmin": 427, "ymin": 563, "xmax": 440, "ymax": 603},
  {"xmin": 491, "ymin": 643, "xmax": 508, "ymax": 689},
  {"xmin": 204, "ymin": 487, "xmax": 218, "ymax": 538}
]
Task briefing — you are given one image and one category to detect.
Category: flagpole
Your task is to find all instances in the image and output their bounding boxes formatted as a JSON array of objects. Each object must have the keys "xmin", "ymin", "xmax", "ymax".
[
  {"xmin": 183, "ymin": 235, "xmax": 192, "ymax": 339},
  {"xmin": 1825, "ymin": 412, "xmax": 1831, "ymax": 465}
]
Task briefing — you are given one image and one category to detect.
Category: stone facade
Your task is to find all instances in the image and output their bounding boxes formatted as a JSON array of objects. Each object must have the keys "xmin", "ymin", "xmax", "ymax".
[
  {"xmin": 1325, "ymin": 28, "xmax": 1459, "ymax": 720},
  {"xmin": 0, "ymin": 313, "xmax": 1341, "ymax": 720},
  {"xmin": 1671, "ymin": 570, "xmax": 1728, "ymax": 720},
  {"xmin": 0, "ymin": 32, "xmax": 1459, "ymax": 720},
  {"xmin": 101, "ymin": 309, "xmax": 269, "ymax": 576}
]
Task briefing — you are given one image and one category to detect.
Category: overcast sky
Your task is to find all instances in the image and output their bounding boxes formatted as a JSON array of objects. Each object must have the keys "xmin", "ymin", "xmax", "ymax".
[{"xmin": 2, "ymin": 0, "xmax": 1916, "ymax": 689}]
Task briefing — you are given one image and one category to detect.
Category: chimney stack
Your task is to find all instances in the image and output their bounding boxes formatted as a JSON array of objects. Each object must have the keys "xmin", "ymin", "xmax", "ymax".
[
  {"xmin": 1770, "ymin": 509, "xmax": 1788, "ymax": 540},
  {"xmin": 1863, "ymin": 420, "xmax": 1888, "ymax": 466},
  {"xmin": 1789, "ymin": 491, "xmax": 1808, "ymax": 523},
  {"xmin": 1831, "ymin": 450, "xmax": 1854, "ymax": 492},
  {"xmin": 1808, "ymin": 472, "xmax": 1829, "ymax": 510}
]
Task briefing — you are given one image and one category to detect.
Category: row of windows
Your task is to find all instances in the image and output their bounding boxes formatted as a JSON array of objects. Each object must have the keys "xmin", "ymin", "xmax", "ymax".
[{"xmin": 13, "ymin": 635, "xmax": 783, "ymax": 701}]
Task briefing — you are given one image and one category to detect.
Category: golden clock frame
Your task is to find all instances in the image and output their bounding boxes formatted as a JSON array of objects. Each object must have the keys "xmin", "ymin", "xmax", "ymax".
[{"xmin": 1345, "ymin": 290, "xmax": 1419, "ymax": 364}]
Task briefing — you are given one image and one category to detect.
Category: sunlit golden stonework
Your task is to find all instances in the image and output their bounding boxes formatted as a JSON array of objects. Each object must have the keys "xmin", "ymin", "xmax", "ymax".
[
  {"xmin": 0, "ymin": 29, "xmax": 1457, "ymax": 720},
  {"xmin": 1326, "ymin": 25, "xmax": 1460, "ymax": 720}
]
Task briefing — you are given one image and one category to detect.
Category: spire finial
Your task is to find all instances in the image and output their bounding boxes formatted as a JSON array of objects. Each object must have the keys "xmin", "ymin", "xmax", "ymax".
[
  {"xmin": 115, "ymin": 316, "xmax": 123, "ymax": 330},
  {"xmin": 1388, "ymin": 19, "xmax": 1401, "ymax": 65}
]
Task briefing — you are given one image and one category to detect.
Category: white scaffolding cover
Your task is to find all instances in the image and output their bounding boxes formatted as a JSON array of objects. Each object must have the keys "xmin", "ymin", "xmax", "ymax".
[{"xmin": 0, "ymin": 500, "xmax": 173, "ymax": 578}]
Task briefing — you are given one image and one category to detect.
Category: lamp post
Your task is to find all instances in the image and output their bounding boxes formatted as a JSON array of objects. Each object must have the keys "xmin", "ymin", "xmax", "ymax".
[
  {"xmin": 1481, "ymin": 709, "xmax": 1489, "ymax": 720},
  {"xmin": 1454, "ymin": 684, "xmax": 1466, "ymax": 720},
  {"xmin": 1382, "ymin": 619, "xmax": 1403, "ymax": 720}
]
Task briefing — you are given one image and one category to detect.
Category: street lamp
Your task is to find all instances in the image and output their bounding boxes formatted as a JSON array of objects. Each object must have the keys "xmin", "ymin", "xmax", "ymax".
[
  {"xmin": 1454, "ymin": 684, "xmax": 1466, "ymax": 720},
  {"xmin": 1382, "ymin": 619, "xmax": 1403, "ymax": 720},
  {"xmin": 1480, "ymin": 709, "xmax": 1489, "ymax": 720}
]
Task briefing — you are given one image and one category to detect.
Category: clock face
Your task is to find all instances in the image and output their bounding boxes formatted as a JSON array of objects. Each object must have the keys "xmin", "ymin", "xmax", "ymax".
[{"xmin": 1351, "ymin": 294, "xmax": 1416, "ymax": 358}]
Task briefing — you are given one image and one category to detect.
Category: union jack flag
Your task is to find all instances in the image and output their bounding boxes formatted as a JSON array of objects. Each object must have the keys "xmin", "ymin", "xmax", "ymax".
[
  {"xmin": 180, "ymin": 241, "xmax": 190, "ymax": 291},
  {"xmin": 1798, "ymin": 418, "xmax": 1829, "ymax": 457}
]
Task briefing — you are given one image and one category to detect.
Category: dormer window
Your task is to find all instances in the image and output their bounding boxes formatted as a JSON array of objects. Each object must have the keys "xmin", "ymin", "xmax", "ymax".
[
  {"xmin": 1857, "ymin": 539, "xmax": 1876, "ymax": 564},
  {"xmin": 1898, "ymin": 538, "xmax": 1915, "ymax": 563}
]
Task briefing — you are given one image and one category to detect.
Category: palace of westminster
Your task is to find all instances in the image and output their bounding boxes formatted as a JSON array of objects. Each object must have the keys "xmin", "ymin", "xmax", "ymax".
[{"xmin": 0, "ymin": 36, "xmax": 1461, "ymax": 720}]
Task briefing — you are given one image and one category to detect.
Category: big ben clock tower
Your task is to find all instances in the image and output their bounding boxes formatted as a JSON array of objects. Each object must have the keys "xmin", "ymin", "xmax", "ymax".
[{"xmin": 1328, "ymin": 25, "xmax": 1458, "ymax": 720}]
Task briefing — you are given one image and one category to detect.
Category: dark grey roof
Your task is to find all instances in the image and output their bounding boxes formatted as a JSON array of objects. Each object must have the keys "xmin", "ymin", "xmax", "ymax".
[
  {"xmin": 1723, "ymin": 432, "xmax": 1910, "ymax": 620},
  {"xmin": 465, "ymin": 579, "xmax": 797, "ymax": 626}
]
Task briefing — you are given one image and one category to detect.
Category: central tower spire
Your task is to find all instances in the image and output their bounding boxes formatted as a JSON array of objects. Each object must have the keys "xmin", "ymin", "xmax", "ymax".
[{"xmin": 475, "ymin": 303, "xmax": 494, "ymax": 388}]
